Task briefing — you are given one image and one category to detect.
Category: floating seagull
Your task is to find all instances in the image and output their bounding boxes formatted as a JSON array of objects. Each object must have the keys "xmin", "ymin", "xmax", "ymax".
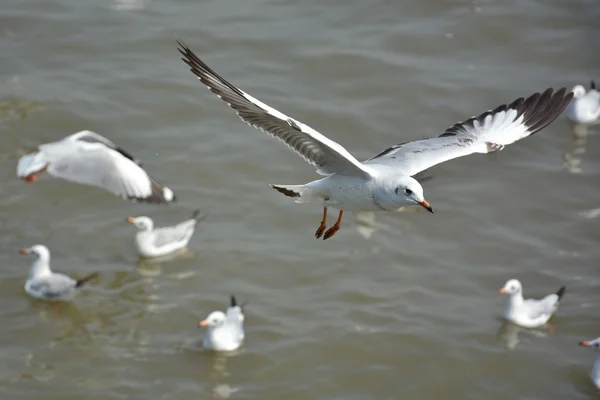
[
  {"xmin": 20, "ymin": 245, "xmax": 98, "ymax": 301},
  {"xmin": 177, "ymin": 39, "xmax": 572, "ymax": 240},
  {"xmin": 579, "ymin": 337, "xmax": 600, "ymax": 389},
  {"xmin": 567, "ymin": 81, "xmax": 600, "ymax": 125},
  {"xmin": 198, "ymin": 295, "xmax": 246, "ymax": 351},
  {"xmin": 17, "ymin": 130, "xmax": 176, "ymax": 203},
  {"xmin": 499, "ymin": 279, "xmax": 565, "ymax": 328},
  {"xmin": 127, "ymin": 210, "xmax": 205, "ymax": 258}
]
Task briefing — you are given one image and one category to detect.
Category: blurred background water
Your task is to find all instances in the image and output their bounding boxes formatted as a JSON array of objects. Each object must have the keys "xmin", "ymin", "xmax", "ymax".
[{"xmin": 0, "ymin": 0, "xmax": 599, "ymax": 398}]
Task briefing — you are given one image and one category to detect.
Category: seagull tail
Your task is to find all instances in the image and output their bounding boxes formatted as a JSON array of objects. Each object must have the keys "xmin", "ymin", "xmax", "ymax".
[
  {"xmin": 75, "ymin": 272, "xmax": 99, "ymax": 288},
  {"xmin": 270, "ymin": 184, "xmax": 322, "ymax": 204},
  {"xmin": 191, "ymin": 209, "xmax": 206, "ymax": 227},
  {"xmin": 555, "ymin": 286, "xmax": 566, "ymax": 301}
]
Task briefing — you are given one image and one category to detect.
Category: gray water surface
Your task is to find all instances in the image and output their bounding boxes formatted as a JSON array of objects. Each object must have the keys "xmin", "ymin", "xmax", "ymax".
[{"xmin": 0, "ymin": 0, "xmax": 599, "ymax": 399}]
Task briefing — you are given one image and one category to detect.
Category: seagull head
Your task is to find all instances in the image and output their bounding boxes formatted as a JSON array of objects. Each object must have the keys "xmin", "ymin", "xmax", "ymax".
[
  {"xmin": 19, "ymin": 245, "xmax": 50, "ymax": 261},
  {"xmin": 580, "ymin": 337, "xmax": 600, "ymax": 350},
  {"xmin": 17, "ymin": 152, "xmax": 49, "ymax": 183},
  {"xmin": 571, "ymin": 85, "xmax": 587, "ymax": 99},
  {"xmin": 199, "ymin": 311, "xmax": 227, "ymax": 328},
  {"xmin": 499, "ymin": 279, "xmax": 522, "ymax": 295},
  {"xmin": 127, "ymin": 216, "xmax": 154, "ymax": 231},
  {"xmin": 393, "ymin": 176, "xmax": 433, "ymax": 213}
]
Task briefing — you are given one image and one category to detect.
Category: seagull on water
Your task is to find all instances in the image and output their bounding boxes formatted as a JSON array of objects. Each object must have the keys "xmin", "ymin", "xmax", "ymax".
[
  {"xmin": 579, "ymin": 337, "xmax": 600, "ymax": 389},
  {"xmin": 20, "ymin": 245, "xmax": 98, "ymax": 301},
  {"xmin": 17, "ymin": 130, "xmax": 176, "ymax": 203},
  {"xmin": 177, "ymin": 39, "xmax": 572, "ymax": 240},
  {"xmin": 198, "ymin": 295, "xmax": 246, "ymax": 352},
  {"xmin": 499, "ymin": 279, "xmax": 565, "ymax": 328},
  {"xmin": 567, "ymin": 81, "xmax": 600, "ymax": 125},
  {"xmin": 127, "ymin": 210, "xmax": 205, "ymax": 258}
]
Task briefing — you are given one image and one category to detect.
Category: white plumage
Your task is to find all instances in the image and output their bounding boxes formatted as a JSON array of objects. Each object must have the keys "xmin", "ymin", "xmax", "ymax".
[
  {"xmin": 499, "ymin": 279, "xmax": 565, "ymax": 328},
  {"xmin": 17, "ymin": 130, "xmax": 176, "ymax": 204},
  {"xmin": 127, "ymin": 210, "xmax": 205, "ymax": 258},
  {"xmin": 198, "ymin": 295, "xmax": 246, "ymax": 352},
  {"xmin": 178, "ymin": 39, "xmax": 572, "ymax": 239},
  {"xmin": 20, "ymin": 245, "xmax": 97, "ymax": 301},
  {"xmin": 567, "ymin": 81, "xmax": 600, "ymax": 125}
]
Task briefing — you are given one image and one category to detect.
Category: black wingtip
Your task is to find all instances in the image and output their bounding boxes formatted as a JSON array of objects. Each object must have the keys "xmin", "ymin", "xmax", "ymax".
[
  {"xmin": 192, "ymin": 210, "xmax": 206, "ymax": 226},
  {"xmin": 555, "ymin": 286, "xmax": 566, "ymax": 301},
  {"xmin": 230, "ymin": 295, "xmax": 237, "ymax": 307},
  {"xmin": 592, "ymin": 80, "xmax": 597, "ymax": 90},
  {"xmin": 76, "ymin": 272, "xmax": 99, "ymax": 288}
]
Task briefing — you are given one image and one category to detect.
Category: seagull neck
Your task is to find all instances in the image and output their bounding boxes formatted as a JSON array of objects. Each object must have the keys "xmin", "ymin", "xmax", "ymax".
[
  {"xmin": 508, "ymin": 292, "xmax": 524, "ymax": 306},
  {"xmin": 29, "ymin": 258, "xmax": 51, "ymax": 279}
]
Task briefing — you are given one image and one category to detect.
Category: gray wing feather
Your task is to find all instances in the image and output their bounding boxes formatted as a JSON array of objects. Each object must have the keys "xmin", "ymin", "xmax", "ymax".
[
  {"xmin": 524, "ymin": 294, "xmax": 559, "ymax": 319},
  {"xmin": 177, "ymin": 40, "xmax": 370, "ymax": 177},
  {"xmin": 152, "ymin": 220, "xmax": 196, "ymax": 248},
  {"xmin": 29, "ymin": 275, "xmax": 76, "ymax": 298}
]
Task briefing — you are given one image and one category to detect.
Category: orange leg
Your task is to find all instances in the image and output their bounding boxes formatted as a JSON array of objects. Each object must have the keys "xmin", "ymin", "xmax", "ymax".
[
  {"xmin": 315, "ymin": 207, "xmax": 328, "ymax": 239},
  {"xmin": 323, "ymin": 210, "xmax": 343, "ymax": 240}
]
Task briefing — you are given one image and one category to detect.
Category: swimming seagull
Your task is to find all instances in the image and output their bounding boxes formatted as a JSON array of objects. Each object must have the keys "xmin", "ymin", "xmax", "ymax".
[
  {"xmin": 499, "ymin": 279, "xmax": 565, "ymax": 328},
  {"xmin": 17, "ymin": 130, "xmax": 176, "ymax": 204},
  {"xmin": 567, "ymin": 81, "xmax": 600, "ymax": 125},
  {"xmin": 177, "ymin": 39, "xmax": 572, "ymax": 240},
  {"xmin": 579, "ymin": 337, "xmax": 600, "ymax": 389},
  {"xmin": 198, "ymin": 295, "xmax": 246, "ymax": 351},
  {"xmin": 20, "ymin": 245, "xmax": 98, "ymax": 301},
  {"xmin": 127, "ymin": 210, "xmax": 205, "ymax": 258}
]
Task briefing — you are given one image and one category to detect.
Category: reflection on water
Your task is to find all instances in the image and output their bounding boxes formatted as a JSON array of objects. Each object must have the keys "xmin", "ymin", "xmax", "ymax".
[
  {"xmin": 496, "ymin": 320, "xmax": 549, "ymax": 350},
  {"xmin": 135, "ymin": 248, "xmax": 196, "ymax": 276},
  {"xmin": 208, "ymin": 353, "xmax": 239, "ymax": 399},
  {"xmin": 562, "ymin": 122, "xmax": 596, "ymax": 174}
]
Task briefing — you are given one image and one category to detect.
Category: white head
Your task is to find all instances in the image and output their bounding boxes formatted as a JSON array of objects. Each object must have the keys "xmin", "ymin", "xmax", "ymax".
[
  {"xmin": 127, "ymin": 216, "xmax": 154, "ymax": 231},
  {"xmin": 20, "ymin": 244, "xmax": 51, "ymax": 262},
  {"xmin": 17, "ymin": 152, "xmax": 49, "ymax": 182},
  {"xmin": 580, "ymin": 337, "xmax": 600, "ymax": 351},
  {"xmin": 20, "ymin": 245, "xmax": 51, "ymax": 277},
  {"xmin": 572, "ymin": 85, "xmax": 587, "ymax": 99},
  {"xmin": 499, "ymin": 279, "xmax": 522, "ymax": 295},
  {"xmin": 199, "ymin": 311, "xmax": 227, "ymax": 328},
  {"xmin": 375, "ymin": 176, "xmax": 433, "ymax": 213}
]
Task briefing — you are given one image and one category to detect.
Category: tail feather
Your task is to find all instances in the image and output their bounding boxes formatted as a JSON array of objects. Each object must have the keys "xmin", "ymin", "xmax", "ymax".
[
  {"xmin": 271, "ymin": 184, "xmax": 302, "ymax": 198},
  {"xmin": 555, "ymin": 286, "xmax": 566, "ymax": 301},
  {"xmin": 76, "ymin": 272, "xmax": 99, "ymax": 288},
  {"xmin": 191, "ymin": 209, "xmax": 206, "ymax": 226},
  {"xmin": 230, "ymin": 294, "xmax": 249, "ymax": 311}
]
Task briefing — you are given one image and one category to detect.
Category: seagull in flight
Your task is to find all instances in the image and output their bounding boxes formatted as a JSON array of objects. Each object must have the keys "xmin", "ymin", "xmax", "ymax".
[
  {"xmin": 177, "ymin": 39, "xmax": 572, "ymax": 240},
  {"xmin": 17, "ymin": 130, "xmax": 176, "ymax": 204}
]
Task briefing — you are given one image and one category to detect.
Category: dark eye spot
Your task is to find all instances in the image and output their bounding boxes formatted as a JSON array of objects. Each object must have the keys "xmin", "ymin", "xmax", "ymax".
[
  {"xmin": 595, "ymin": 343, "xmax": 599, "ymax": 348},
  {"xmin": 405, "ymin": 189, "xmax": 413, "ymax": 195}
]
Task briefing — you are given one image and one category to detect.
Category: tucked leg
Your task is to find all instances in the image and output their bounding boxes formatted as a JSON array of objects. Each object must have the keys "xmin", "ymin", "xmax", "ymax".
[
  {"xmin": 315, "ymin": 207, "xmax": 328, "ymax": 239},
  {"xmin": 323, "ymin": 210, "xmax": 344, "ymax": 240}
]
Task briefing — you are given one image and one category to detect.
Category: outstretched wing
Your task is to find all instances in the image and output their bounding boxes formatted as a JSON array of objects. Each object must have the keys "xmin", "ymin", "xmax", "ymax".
[
  {"xmin": 364, "ymin": 88, "xmax": 573, "ymax": 176},
  {"xmin": 42, "ymin": 140, "xmax": 175, "ymax": 203},
  {"xmin": 177, "ymin": 39, "xmax": 370, "ymax": 177}
]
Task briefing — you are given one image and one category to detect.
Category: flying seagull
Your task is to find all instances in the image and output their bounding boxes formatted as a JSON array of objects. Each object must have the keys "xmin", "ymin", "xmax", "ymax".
[
  {"xmin": 17, "ymin": 130, "xmax": 176, "ymax": 204},
  {"xmin": 177, "ymin": 39, "xmax": 572, "ymax": 240}
]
